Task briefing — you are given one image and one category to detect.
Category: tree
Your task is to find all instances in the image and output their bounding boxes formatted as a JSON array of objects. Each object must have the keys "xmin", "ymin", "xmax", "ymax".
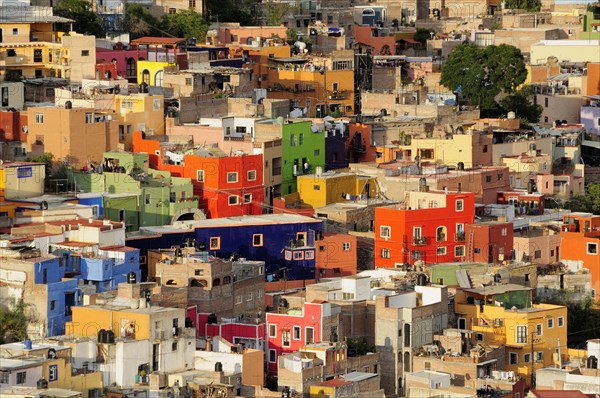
[
  {"xmin": 414, "ymin": 28, "xmax": 434, "ymax": 45},
  {"xmin": 264, "ymin": 3, "xmax": 290, "ymax": 26},
  {"xmin": 499, "ymin": 89, "xmax": 543, "ymax": 126},
  {"xmin": 55, "ymin": 0, "xmax": 104, "ymax": 37},
  {"xmin": 504, "ymin": 0, "xmax": 541, "ymax": 12},
  {"xmin": 0, "ymin": 300, "xmax": 35, "ymax": 344},
  {"xmin": 564, "ymin": 184, "xmax": 600, "ymax": 215},
  {"xmin": 204, "ymin": 0, "xmax": 257, "ymax": 25},
  {"xmin": 162, "ymin": 10, "xmax": 209, "ymax": 41},
  {"xmin": 122, "ymin": 4, "xmax": 163, "ymax": 38},
  {"xmin": 440, "ymin": 43, "xmax": 527, "ymax": 117}
]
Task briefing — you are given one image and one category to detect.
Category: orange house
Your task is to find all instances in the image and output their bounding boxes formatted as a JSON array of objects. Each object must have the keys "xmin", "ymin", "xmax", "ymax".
[
  {"xmin": 315, "ymin": 232, "xmax": 358, "ymax": 278},
  {"xmin": 560, "ymin": 213, "xmax": 600, "ymax": 298},
  {"xmin": 133, "ymin": 132, "xmax": 264, "ymax": 218}
]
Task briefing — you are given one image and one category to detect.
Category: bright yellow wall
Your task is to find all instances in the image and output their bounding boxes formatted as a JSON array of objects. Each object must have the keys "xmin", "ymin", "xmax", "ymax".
[
  {"xmin": 67, "ymin": 306, "xmax": 151, "ymax": 340},
  {"xmin": 309, "ymin": 385, "xmax": 336, "ymax": 398},
  {"xmin": 297, "ymin": 174, "xmax": 377, "ymax": 208},
  {"xmin": 137, "ymin": 61, "xmax": 170, "ymax": 85},
  {"xmin": 43, "ymin": 358, "xmax": 103, "ymax": 398}
]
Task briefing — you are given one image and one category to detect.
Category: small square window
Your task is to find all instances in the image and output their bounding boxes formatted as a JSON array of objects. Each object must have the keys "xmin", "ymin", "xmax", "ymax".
[
  {"xmin": 12, "ymin": 28, "xmax": 18, "ymax": 35},
  {"xmin": 314, "ymin": 185, "xmax": 321, "ymax": 190},
  {"xmin": 547, "ymin": 318, "xmax": 553, "ymax": 329},
  {"xmin": 536, "ymin": 352, "xmax": 543, "ymax": 361},
  {"xmin": 293, "ymin": 326, "xmax": 301, "ymax": 340},
  {"xmin": 253, "ymin": 234, "xmax": 263, "ymax": 246},
  {"xmin": 587, "ymin": 243, "xmax": 598, "ymax": 254},
  {"xmin": 247, "ymin": 170, "xmax": 257, "ymax": 181},
  {"xmin": 456, "ymin": 199, "xmax": 464, "ymax": 211},
  {"xmin": 196, "ymin": 170, "xmax": 204, "ymax": 182},
  {"xmin": 455, "ymin": 246, "xmax": 465, "ymax": 257},
  {"xmin": 381, "ymin": 248, "xmax": 390, "ymax": 258},
  {"xmin": 209, "ymin": 237, "xmax": 220, "ymax": 250},
  {"xmin": 314, "ymin": 149, "xmax": 320, "ymax": 156},
  {"xmin": 558, "ymin": 317, "xmax": 564, "ymax": 327},
  {"xmin": 342, "ymin": 242, "xmax": 351, "ymax": 251},
  {"xmin": 172, "ymin": 341, "xmax": 178, "ymax": 351},
  {"xmin": 228, "ymin": 195, "xmax": 239, "ymax": 205},
  {"xmin": 476, "ymin": 333, "xmax": 484, "ymax": 342},
  {"xmin": 269, "ymin": 349, "xmax": 276, "ymax": 362},
  {"xmin": 380, "ymin": 226, "xmax": 391, "ymax": 238},
  {"xmin": 16, "ymin": 372, "xmax": 26, "ymax": 384},
  {"xmin": 437, "ymin": 247, "xmax": 446, "ymax": 255},
  {"xmin": 243, "ymin": 194, "xmax": 252, "ymax": 204},
  {"xmin": 524, "ymin": 353, "xmax": 531, "ymax": 363},
  {"xmin": 227, "ymin": 172, "xmax": 238, "ymax": 183},
  {"xmin": 509, "ymin": 353, "xmax": 518, "ymax": 365},
  {"xmin": 81, "ymin": 50, "xmax": 90, "ymax": 56}
]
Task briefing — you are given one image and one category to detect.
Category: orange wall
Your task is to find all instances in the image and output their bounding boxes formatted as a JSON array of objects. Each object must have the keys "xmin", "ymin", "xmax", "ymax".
[
  {"xmin": 587, "ymin": 62, "xmax": 600, "ymax": 96},
  {"xmin": 315, "ymin": 233, "xmax": 358, "ymax": 278}
]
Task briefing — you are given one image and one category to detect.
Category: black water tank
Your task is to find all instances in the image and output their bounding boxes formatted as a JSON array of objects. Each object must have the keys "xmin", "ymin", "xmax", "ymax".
[
  {"xmin": 457, "ymin": 162, "xmax": 465, "ymax": 171},
  {"xmin": 207, "ymin": 313, "xmax": 217, "ymax": 324},
  {"xmin": 37, "ymin": 379, "xmax": 48, "ymax": 389},
  {"xmin": 215, "ymin": 362, "xmax": 223, "ymax": 372},
  {"xmin": 494, "ymin": 273, "xmax": 502, "ymax": 283},
  {"xmin": 98, "ymin": 329, "xmax": 107, "ymax": 343},
  {"xmin": 417, "ymin": 273, "xmax": 427, "ymax": 286},
  {"xmin": 587, "ymin": 355, "xmax": 598, "ymax": 369},
  {"xmin": 280, "ymin": 298, "xmax": 289, "ymax": 308},
  {"xmin": 282, "ymin": 386, "xmax": 290, "ymax": 398},
  {"xmin": 175, "ymin": 248, "xmax": 182, "ymax": 257},
  {"xmin": 185, "ymin": 317, "xmax": 193, "ymax": 328},
  {"xmin": 65, "ymin": 101, "xmax": 72, "ymax": 109},
  {"xmin": 106, "ymin": 330, "xmax": 115, "ymax": 344},
  {"xmin": 128, "ymin": 272, "xmax": 137, "ymax": 284}
]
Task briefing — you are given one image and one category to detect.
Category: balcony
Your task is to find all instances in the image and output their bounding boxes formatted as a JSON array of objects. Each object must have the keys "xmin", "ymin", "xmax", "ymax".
[
  {"xmin": 413, "ymin": 236, "xmax": 427, "ymax": 245},
  {"xmin": 328, "ymin": 90, "xmax": 349, "ymax": 100}
]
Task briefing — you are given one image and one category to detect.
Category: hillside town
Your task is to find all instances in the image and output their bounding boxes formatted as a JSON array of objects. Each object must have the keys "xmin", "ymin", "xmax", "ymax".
[{"xmin": 0, "ymin": 0, "xmax": 600, "ymax": 397}]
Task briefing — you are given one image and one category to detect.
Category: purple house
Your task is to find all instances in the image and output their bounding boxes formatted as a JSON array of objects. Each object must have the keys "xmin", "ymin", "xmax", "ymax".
[{"xmin": 96, "ymin": 44, "xmax": 149, "ymax": 82}]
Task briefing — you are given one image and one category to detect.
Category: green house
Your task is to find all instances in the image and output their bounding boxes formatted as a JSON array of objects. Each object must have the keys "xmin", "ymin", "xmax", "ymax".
[
  {"xmin": 74, "ymin": 152, "xmax": 202, "ymax": 231},
  {"xmin": 579, "ymin": 8, "xmax": 600, "ymax": 40}
]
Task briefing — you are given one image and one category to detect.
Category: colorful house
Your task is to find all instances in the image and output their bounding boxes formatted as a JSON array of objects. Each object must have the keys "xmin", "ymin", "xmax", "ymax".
[
  {"xmin": 560, "ymin": 213, "xmax": 600, "ymax": 297},
  {"xmin": 266, "ymin": 300, "xmax": 341, "ymax": 374},
  {"xmin": 132, "ymin": 37, "xmax": 188, "ymax": 86},
  {"xmin": 375, "ymin": 190, "xmax": 475, "ymax": 267},
  {"xmin": 346, "ymin": 123, "xmax": 378, "ymax": 163},
  {"xmin": 464, "ymin": 221, "xmax": 514, "ymax": 264},
  {"xmin": 132, "ymin": 131, "xmax": 264, "ymax": 219},
  {"xmin": 96, "ymin": 45, "xmax": 148, "ymax": 82},
  {"xmin": 0, "ymin": 161, "xmax": 45, "ymax": 201},
  {"xmin": 454, "ymin": 284, "xmax": 567, "ymax": 386}
]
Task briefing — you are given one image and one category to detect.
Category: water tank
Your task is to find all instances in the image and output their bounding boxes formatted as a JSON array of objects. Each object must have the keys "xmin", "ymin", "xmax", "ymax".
[
  {"xmin": 128, "ymin": 272, "xmax": 137, "ymax": 284},
  {"xmin": 106, "ymin": 330, "xmax": 115, "ymax": 344},
  {"xmin": 175, "ymin": 248, "xmax": 182, "ymax": 257},
  {"xmin": 65, "ymin": 101, "xmax": 73, "ymax": 109},
  {"xmin": 417, "ymin": 273, "xmax": 427, "ymax": 286},
  {"xmin": 24, "ymin": 339, "xmax": 32, "ymax": 350},
  {"xmin": 282, "ymin": 386, "xmax": 290, "ymax": 398},
  {"xmin": 587, "ymin": 355, "xmax": 598, "ymax": 369},
  {"xmin": 98, "ymin": 329, "xmax": 107, "ymax": 343},
  {"xmin": 280, "ymin": 298, "xmax": 289, "ymax": 308},
  {"xmin": 185, "ymin": 317, "xmax": 193, "ymax": 328},
  {"xmin": 37, "ymin": 379, "xmax": 48, "ymax": 389},
  {"xmin": 494, "ymin": 273, "xmax": 502, "ymax": 283},
  {"xmin": 507, "ymin": 111, "xmax": 516, "ymax": 119},
  {"xmin": 207, "ymin": 313, "xmax": 218, "ymax": 324},
  {"xmin": 527, "ymin": 180, "xmax": 535, "ymax": 194},
  {"xmin": 457, "ymin": 162, "xmax": 465, "ymax": 171},
  {"xmin": 215, "ymin": 362, "xmax": 223, "ymax": 372}
]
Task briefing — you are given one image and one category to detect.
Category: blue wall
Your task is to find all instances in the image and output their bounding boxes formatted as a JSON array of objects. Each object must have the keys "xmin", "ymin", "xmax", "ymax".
[{"xmin": 77, "ymin": 195, "xmax": 104, "ymax": 217}]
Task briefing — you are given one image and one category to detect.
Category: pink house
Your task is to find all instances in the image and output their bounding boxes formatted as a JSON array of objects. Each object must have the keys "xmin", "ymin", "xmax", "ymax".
[
  {"xmin": 190, "ymin": 312, "xmax": 267, "ymax": 351},
  {"xmin": 96, "ymin": 46, "xmax": 148, "ymax": 82},
  {"xmin": 266, "ymin": 300, "xmax": 340, "ymax": 374}
]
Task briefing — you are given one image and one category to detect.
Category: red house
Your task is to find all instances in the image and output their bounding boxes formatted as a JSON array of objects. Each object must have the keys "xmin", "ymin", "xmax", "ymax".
[
  {"xmin": 497, "ymin": 189, "xmax": 545, "ymax": 216},
  {"xmin": 375, "ymin": 190, "xmax": 475, "ymax": 267},
  {"xmin": 347, "ymin": 123, "xmax": 377, "ymax": 163},
  {"xmin": 133, "ymin": 132, "xmax": 264, "ymax": 218},
  {"xmin": 464, "ymin": 221, "xmax": 514, "ymax": 264},
  {"xmin": 265, "ymin": 300, "xmax": 339, "ymax": 374},
  {"xmin": 191, "ymin": 312, "xmax": 266, "ymax": 351}
]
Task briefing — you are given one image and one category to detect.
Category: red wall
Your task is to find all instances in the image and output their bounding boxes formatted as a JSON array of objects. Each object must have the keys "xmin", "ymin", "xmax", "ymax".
[
  {"xmin": 375, "ymin": 192, "xmax": 475, "ymax": 267},
  {"xmin": 354, "ymin": 26, "xmax": 398, "ymax": 55},
  {"xmin": 465, "ymin": 222, "xmax": 514, "ymax": 264},
  {"xmin": 266, "ymin": 302, "xmax": 325, "ymax": 374},
  {"xmin": 0, "ymin": 111, "xmax": 27, "ymax": 142},
  {"xmin": 315, "ymin": 233, "xmax": 358, "ymax": 278},
  {"xmin": 347, "ymin": 123, "xmax": 377, "ymax": 163}
]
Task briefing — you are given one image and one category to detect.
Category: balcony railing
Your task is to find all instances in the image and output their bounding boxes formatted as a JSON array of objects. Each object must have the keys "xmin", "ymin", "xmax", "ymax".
[{"xmin": 413, "ymin": 236, "xmax": 427, "ymax": 245}]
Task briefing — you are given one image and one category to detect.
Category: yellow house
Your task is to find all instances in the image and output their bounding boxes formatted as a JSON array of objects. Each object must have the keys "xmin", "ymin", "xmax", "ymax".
[
  {"xmin": 455, "ymin": 284, "xmax": 567, "ymax": 385},
  {"xmin": 309, "ymin": 379, "xmax": 357, "ymax": 398},
  {"xmin": 114, "ymin": 94, "xmax": 165, "ymax": 139},
  {"xmin": 296, "ymin": 172, "xmax": 378, "ymax": 208},
  {"xmin": 0, "ymin": 7, "xmax": 96, "ymax": 81},
  {"xmin": 42, "ymin": 356, "xmax": 103, "ymax": 398},
  {"xmin": 0, "ymin": 161, "xmax": 45, "ymax": 200},
  {"xmin": 133, "ymin": 37, "xmax": 188, "ymax": 86},
  {"xmin": 137, "ymin": 60, "xmax": 171, "ymax": 86}
]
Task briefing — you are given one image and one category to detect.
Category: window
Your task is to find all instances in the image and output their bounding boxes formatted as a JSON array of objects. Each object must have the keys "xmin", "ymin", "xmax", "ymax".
[
  {"xmin": 246, "ymin": 292, "xmax": 253, "ymax": 301},
  {"xmin": 381, "ymin": 248, "xmax": 390, "ymax": 258},
  {"xmin": 81, "ymin": 50, "xmax": 89, "ymax": 56},
  {"xmin": 456, "ymin": 199, "xmax": 464, "ymax": 211},
  {"xmin": 50, "ymin": 300, "xmax": 56, "ymax": 311},
  {"xmin": 227, "ymin": 172, "xmax": 238, "ymax": 183},
  {"xmin": 436, "ymin": 226, "xmax": 447, "ymax": 242},
  {"xmin": 293, "ymin": 251, "xmax": 304, "ymax": 260},
  {"xmin": 253, "ymin": 234, "xmax": 263, "ymax": 246},
  {"xmin": 0, "ymin": 372, "xmax": 9, "ymax": 384},
  {"xmin": 244, "ymin": 194, "xmax": 252, "ymax": 204},
  {"xmin": 501, "ymin": 228, "xmax": 507, "ymax": 236},
  {"xmin": 476, "ymin": 333, "xmax": 484, "ymax": 342},
  {"xmin": 558, "ymin": 317, "xmax": 564, "ymax": 327},
  {"xmin": 293, "ymin": 326, "xmax": 301, "ymax": 340},
  {"xmin": 412, "ymin": 250, "xmax": 421, "ymax": 260},
  {"xmin": 35, "ymin": 112, "xmax": 44, "ymax": 124},
  {"xmin": 169, "ymin": 7, "xmax": 177, "ymax": 13},
  {"xmin": 380, "ymin": 225, "xmax": 391, "ymax": 238},
  {"xmin": 34, "ymin": 49, "xmax": 42, "ymax": 62},
  {"xmin": 314, "ymin": 185, "xmax": 321, "ymax": 190},
  {"xmin": 16, "ymin": 372, "xmax": 26, "ymax": 384},
  {"xmin": 12, "ymin": 28, "xmax": 19, "ymax": 35},
  {"xmin": 235, "ymin": 295, "xmax": 242, "ymax": 304},
  {"xmin": 524, "ymin": 353, "xmax": 531, "ymax": 363},
  {"xmin": 509, "ymin": 352, "xmax": 518, "ymax": 365},
  {"xmin": 587, "ymin": 243, "xmax": 598, "ymax": 254},
  {"xmin": 85, "ymin": 112, "xmax": 93, "ymax": 123},
  {"xmin": 536, "ymin": 323, "xmax": 543, "ymax": 336},
  {"xmin": 536, "ymin": 352, "xmax": 543, "ymax": 362},
  {"xmin": 153, "ymin": 99, "xmax": 161, "ymax": 111},
  {"xmin": 196, "ymin": 170, "xmax": 204, "ymax": 182},
  {"xmin": 544, "ymin": 97, "xmax": 548, "ymax": 107},
  {"xmin": 342, "ymin": 242, "xmax": 351, "ymax": 251},
  {"xmin": 282, "ymin": 330, "xmax": 290, "ymax": 347},
  {"xmin": 437, "ymin": 247, "xmax": 446, "ymax": 255},
  {"xmin": 247, "ymin": 170, "xmax": 257, "ymax": 181},
  {"xmin": 209, "ymin": 237, "xmax": 220, "ymax": 250},
  {"xmin": 534, "ymin": 250, "xmax": 541, "ymax": 259},
  {"xmin": 305, "ymin": 251, "xmax": 314, "ymax": 260},
  {"xmin": 269, "ymin": 349, "xmax": 276, "ymax": 362},
  {"xmin": 455, "ymin": 246, "xmax": 465, "ymax": 257},
  {"xmin": 290, "ymin": 134, "xmax": 296, "ymax": 146},
  {"xmin": 185, "ymin": 77, "xmax": 193, "ymax": 85},
  {"xmin": 486, "ymin": 175, "xmax": 492, "ymax": 183},
  {"xmin": 314, "ymin": 149, "xmax": 320, "ymax": 156},
  {"xmin": 547, "ymin": 318, "xmax": 553, "ymax": 329},
  {"xmin": 172, "ymin": 341, "xmax": 178, "ymax": 351},
  {"xmin": 305, "ymin": 327, "xmax": 314, "ymax": 344},
  {"xmin": 516, "ymin": 325, "xmax": 528, "ymax": 343},
  {"xmin": 299, "ymin": 133, "xmax": 304, "ymax": 145},
  {"xmin": 483, "ymin": 144, "xmax": 488, "ymax": 153},
  {"xmin": 497, "ymin": 173, "xmax": 503, "ymax": 181},
  {"xmin": 228, "ymin": 195, "xmax": 239, "ymax": 205}
]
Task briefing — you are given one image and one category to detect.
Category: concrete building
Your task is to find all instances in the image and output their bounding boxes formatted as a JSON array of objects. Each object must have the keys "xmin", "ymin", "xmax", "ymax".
[
  {"xmin": 0, "ymin": 161, "xmax": 45, "ymax": 200},
  {"xmin": 375, "ymin": 285, "xmax": 449, "ymax": 397},
  {"xmin": 530, "ymin": 40, "xmax": 600, "ymax": 64},
  {"xmin": 514, "ymin": 224, "xmax": 561, "ymax": 264}
]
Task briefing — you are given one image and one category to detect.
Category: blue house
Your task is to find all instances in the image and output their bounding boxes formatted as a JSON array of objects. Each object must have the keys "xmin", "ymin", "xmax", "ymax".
[
  {"xmin": 127, "ymin": 214, "xmax": 323, "ymax": 280},
  {"xmin": 76, "ymin": 193, "xmax": 104, "ymax": 217}
]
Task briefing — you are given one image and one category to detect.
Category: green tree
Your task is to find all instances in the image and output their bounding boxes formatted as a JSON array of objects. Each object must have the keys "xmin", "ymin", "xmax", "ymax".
[
  {"xmin": 504, "ymin": 0, "xmax": 541, "ymax": 12},
  {"xmin": 204, "ymin": 0, "xmax": 257, "ymax": 25},
  {"xmin": 564, "ymin": 184, "xmax": 600, "ymax": 214},
  {"xmin": 162, "ymin": 10, "xmax": 209, "ymax": 41},
  {"xmin": 264, "ymin": 3, "xmax": 290, "ymax": 26},
  {"xmin": 414, "ymin": 28, "xmax": 434, "ymax": 45},
  {"xmin": 0, "ymin": 300, "xmax": 35, "ymax": 344},
  {"xmin": 55, "ymin": 0, "xmax": 104, "ymax": 37},
  {"xmin": 440, "ymin": 44, "xmax": 527, "ymax": 117},
  {"xmin": 122, "ymin": 3, "xmax": 163, "ymax": 38},
  {"xmin": 499, "ymin": 89, "xmax": 543, "ymax": 126}
]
